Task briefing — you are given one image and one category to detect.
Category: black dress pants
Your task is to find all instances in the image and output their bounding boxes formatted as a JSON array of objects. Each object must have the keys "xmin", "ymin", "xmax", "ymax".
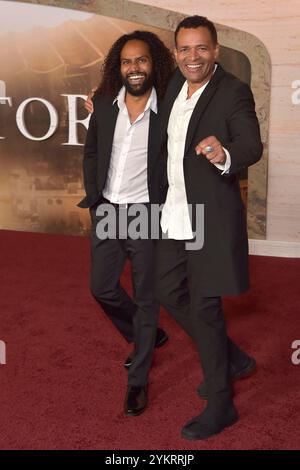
[
  {"xmin": 90, "ymin": 203, "xmax": 159, "ymax": 386},
  {"xmin": 155, "ymin": 239, "xmax": 248, "ymax": 405}
]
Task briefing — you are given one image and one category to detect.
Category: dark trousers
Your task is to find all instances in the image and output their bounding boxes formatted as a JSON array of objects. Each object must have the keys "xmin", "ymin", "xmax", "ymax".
[
  {"xmin": 90, "ymin": 204, "xmax": 159, "ymax": 386},
  {"xmin": 155, "ymin": 239, "xmax": 248, "ymax": 405}
]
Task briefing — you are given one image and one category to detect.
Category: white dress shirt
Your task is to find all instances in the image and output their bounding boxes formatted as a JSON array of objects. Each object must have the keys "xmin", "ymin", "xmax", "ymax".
[
  {"xmin": 161, "ymin": 67, "xmax": 231, "ymax": 240},
  {"xmin": 103, "ymin": 86, "xmax": 157, "ymax": 204}
]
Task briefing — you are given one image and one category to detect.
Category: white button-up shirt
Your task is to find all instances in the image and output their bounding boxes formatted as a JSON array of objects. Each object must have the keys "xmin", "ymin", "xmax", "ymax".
[
  {"xmin": 103, "ymin": 86, "xmax": 157, "ymax": 204},
  {"xmin": 161, "ymin": 68, "xmax": 230, "ymax": 240}
]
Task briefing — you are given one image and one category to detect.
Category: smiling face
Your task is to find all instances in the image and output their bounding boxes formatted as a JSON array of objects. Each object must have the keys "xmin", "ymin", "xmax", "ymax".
[
  {"xmin": 174, "ymin": 26, "xmax": 219, "ymax": 91},
  {"xmin": 120, "ymin": 39, "xmax": 154, "ymax": 96}
]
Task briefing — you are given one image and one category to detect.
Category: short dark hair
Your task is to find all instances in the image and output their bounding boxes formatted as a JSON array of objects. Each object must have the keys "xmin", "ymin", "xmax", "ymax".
[{"xmin": 175, "ymin": 16, "xmax": 218, "ymax": 46}]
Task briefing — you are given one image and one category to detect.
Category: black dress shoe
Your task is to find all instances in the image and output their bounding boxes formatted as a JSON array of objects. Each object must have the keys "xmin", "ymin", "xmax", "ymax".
[
  {"xmin": 124, "ymin": 385, "xmax": 148, "ymax": 416},
  {"xmin": 155, "ymin": 328, "xmax": 169, "ymax": 348},
  {"xmin": 181, "ymin": 403, "xmax": 238, "ymax": 440},
  {"xmin": 197, "ymin": 356, "xmax": 257, "ymax": 400},
  {"xmin": 124, "ymin": 328, "xmax": 168, "ymax": 369}
]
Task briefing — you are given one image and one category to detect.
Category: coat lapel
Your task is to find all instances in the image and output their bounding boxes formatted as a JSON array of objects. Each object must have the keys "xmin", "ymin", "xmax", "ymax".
[
  {"xmin": 101, "ymin": 97, "xmax": 160, "ymax": 182},
  {"xmin": 99, "ymin": 99, "xmax": 119, "ymax": 173},
  {"xmin": 148, "ymin": 107, "xmax": 162, "ymax": 178},
  {"xmin": 160, "ymin": 65, "xmax": 226, "ymax": 155},
  {"xmin": 152, "ymin": 69, "xmax": 185, "ymax": 177},
  {"xmin": 160, "ymin": 68, "xmax": 185, "ymax": 140},
  {"xmin": 184, "ymin": 65, "xmax": 225, "ymax": 154}
]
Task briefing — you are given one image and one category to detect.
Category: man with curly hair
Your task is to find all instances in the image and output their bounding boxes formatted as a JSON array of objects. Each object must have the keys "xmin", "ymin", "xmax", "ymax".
[{"xmin": 78, "ymin": 31, "xmax": 174, "ymax": 416}]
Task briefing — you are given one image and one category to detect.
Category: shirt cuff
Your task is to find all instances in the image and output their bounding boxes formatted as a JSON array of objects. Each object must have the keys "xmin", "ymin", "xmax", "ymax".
[{"xmin": 214, "ymin": 147, "xmax": 231, "ymax": 174}]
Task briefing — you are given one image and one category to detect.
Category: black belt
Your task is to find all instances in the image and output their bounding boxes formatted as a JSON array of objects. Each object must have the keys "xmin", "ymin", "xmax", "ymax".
[{"xmin": 101, "ymin": 198, "xmax": 149, "ymax": 209}]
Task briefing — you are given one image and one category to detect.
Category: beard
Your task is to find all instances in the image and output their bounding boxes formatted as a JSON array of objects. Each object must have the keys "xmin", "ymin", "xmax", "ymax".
[{"xmin": 122, "ymin": 72, "xmax": 154, "ymax": 96}]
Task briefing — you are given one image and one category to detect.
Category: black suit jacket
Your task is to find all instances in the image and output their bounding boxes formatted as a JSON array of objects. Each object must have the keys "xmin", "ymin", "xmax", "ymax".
[
  {"xmin": 160, "ymin": 65, "xmax": 263, "ymax": 296},
  {"xmin": 78, "ymin": 94, "xmax": 166, "ymax": 209}
]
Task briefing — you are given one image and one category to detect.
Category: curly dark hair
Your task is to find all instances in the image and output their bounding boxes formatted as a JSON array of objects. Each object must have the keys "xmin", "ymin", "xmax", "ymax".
[{"xmin": 95, "ymin": 30, "xmax": 175, "ymax": 101}]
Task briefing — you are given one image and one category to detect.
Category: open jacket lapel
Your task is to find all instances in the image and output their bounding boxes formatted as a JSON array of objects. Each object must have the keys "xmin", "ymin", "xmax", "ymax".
[
  {"xmin": 184, "ymin": 64, "xmax": 225, "ymax": 154},
  {"xmin": 160, "ymin": 65, "xmax": 226, "ymax": 156},
  {"xmin": 99, "ymin": 99, "xmax": 119, "ymax": 173},
  {"xmin": 147, "ymin": 108, "xmax": 159, "ymax": 178},
  {"xmin": 160, "ymin": 69, "xmax": 185, "ymax": 140}
]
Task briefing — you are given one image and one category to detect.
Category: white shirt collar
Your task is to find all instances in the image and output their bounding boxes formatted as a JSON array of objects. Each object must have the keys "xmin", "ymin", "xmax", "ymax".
[
  {"xmin": 113, "ymin": 86, "xmax": 158, "ymax": 114},
  {"xmin": 182, "ymin": 63, "xmax": 218, "ymax": 101}
]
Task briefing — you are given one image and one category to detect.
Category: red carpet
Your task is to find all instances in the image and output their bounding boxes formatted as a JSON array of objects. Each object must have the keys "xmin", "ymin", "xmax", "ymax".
[{"xmin": 0, "ymin": 229, "xmax": 300, "ymax": 449}]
